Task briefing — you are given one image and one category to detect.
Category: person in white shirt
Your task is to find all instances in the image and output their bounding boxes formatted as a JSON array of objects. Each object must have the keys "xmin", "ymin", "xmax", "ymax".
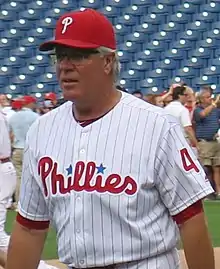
[
  {"xmin": 0, "ymin": 109, "xmax": 16, "ymax": 252},
  {"xmin": 164, "ymin": 86, "xmax": 198, "ymax": 151}
]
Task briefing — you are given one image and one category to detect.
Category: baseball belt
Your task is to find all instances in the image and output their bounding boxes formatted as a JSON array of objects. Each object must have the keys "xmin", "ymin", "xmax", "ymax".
[
  {"xmin": 0, "ymin": 157, "xmax": 10, "ymax": 163},
  {"xmin": 71, "ymin": 265, "xmax": 115, "ymax": 269}
]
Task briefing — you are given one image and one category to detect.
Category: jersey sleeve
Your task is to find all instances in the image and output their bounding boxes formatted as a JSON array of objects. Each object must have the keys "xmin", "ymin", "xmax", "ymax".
[
  {"xmin": 180, "ymin": 108, "xmax": 192, "ymax": 127},
  {"xmin": 154, "ymin": 122, "xmax": 214, "ymax": 216},
  {"xmin": 18, "ymin": 123, "xmax": 50, "ymax": 222}
]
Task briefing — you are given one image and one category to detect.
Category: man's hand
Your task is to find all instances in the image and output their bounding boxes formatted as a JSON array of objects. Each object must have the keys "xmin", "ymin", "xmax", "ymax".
[
  {"xmin": 180, "ymin": 211, "xmax": 215, "ymax": 269},
  {"xmin": 6, "ymin": 221, "xmax": 48, "ymax": 269}
]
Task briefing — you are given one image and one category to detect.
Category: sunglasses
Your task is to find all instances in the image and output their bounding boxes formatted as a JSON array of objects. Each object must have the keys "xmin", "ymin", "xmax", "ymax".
[{"xmin": 49, "ymin": 46, "xmax": 100, "ymax": 64}]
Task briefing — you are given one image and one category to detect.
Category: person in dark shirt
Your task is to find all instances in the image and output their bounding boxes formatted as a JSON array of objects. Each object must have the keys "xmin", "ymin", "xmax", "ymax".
[{"xmin": 193, "ymin": 89, "xmax": 220, "ymax": 198}]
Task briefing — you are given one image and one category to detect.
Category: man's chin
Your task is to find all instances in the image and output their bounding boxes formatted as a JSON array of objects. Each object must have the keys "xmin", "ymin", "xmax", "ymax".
[{"xmin": 62, "ymin": 86, "xmax": 83, "ymax": 102}]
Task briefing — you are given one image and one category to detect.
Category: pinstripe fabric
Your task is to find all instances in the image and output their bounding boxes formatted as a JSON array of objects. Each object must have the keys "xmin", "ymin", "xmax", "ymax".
[
  {"xmin": 18, "ymin": 92, "xmax": 214, "ymax": 269},
  {"xmin": 0, "ymin": 110, "xmax": 11, "ymax": 158}
]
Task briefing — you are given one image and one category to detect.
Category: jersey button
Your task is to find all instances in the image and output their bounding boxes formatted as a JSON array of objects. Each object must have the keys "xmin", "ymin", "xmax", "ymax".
[
  {"xmin": 76, "ymin": 229, "xmax": 80, "ymax": 233},
  {"xmin": 80, "ymin": 149, "xmax": 85, "ymax": 154},
  {"xmin": 80, "ymin": 260, "xmax": 84, "ymax": 265}
]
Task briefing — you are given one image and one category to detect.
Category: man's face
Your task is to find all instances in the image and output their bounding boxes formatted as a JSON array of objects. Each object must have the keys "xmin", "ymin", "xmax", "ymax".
[
  {"xmin": 54, "ymin": 46, "xmax": 114, "ymax": 102},
  {"xmin": 201, "ymin": 91, "xmax": 212, "ymax": 106},
  {"xmin": 0, "ymin": 95, "xmax": 8, "ymax": 107}
]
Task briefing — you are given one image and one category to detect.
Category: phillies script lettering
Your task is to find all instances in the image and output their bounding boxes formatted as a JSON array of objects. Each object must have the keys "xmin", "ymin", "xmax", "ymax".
[{"xmin": 38, "ymin": 157, "xmax": 137, "ymax": 197}]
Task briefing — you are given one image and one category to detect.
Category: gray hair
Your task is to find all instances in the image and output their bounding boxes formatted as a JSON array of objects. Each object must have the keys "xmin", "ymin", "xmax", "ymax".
[{"xmin": 97, "ymin": 46, "xmax": 121, "ymax": 82}]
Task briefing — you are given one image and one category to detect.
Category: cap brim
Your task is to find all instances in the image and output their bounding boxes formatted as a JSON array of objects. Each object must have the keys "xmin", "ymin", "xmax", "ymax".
[{"xmin": 39, "ymin": 39, "xmax": 100, "ymax": 51}]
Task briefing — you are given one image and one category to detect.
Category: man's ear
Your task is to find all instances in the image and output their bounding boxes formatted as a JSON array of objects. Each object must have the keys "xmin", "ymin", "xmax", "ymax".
[{"xmin": 103, "ymin": 55, "xmax": 114, "ymax": 76}]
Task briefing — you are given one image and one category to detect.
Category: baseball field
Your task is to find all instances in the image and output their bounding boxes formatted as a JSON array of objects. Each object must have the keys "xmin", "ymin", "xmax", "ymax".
[{"xmin": 5, "ymin": 200, "xmax": 220, "ymax": 269}]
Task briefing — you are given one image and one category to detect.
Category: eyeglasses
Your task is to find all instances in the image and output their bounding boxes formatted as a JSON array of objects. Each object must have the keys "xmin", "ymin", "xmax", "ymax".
[{"xmin": 49, "ymin": 47, "xmax": 100, "ymax": 64}]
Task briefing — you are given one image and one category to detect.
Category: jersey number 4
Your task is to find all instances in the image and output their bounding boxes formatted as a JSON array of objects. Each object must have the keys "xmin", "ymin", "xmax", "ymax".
[{"xmin": 180, "ymin": 148, "xmax": 199, "ymax": 173}]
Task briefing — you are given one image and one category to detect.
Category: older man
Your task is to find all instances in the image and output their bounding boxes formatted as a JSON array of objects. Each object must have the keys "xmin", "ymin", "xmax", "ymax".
[
  {"xmin": 6, "ymin": 9, "xmax": 214, "ymax": 269},
  {"xmin": 193, "ymin": 89, "xmax": 220, "ymax": 198}
]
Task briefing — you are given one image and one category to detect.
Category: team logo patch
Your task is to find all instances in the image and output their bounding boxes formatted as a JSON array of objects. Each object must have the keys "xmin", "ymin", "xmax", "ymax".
[
  {"xmin": 38, "ymin": 157, "xmax": 138, "ymax": 197},
  {"xmin": 61, "ymin": 16, "xmax": 73, "ymax": 34}
]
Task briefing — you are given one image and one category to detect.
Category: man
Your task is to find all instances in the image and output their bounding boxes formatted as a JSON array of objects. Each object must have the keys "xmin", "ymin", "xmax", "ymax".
[
  {"xmin": 193, "ymin": 89, "xmax": 220, "ymax": 198},
  {"xmin": 6, "ymin": 9, "xmax": 214, "ymax": 269},
  {"xmin": 0, "ymin": 109, "xmax": 16, "ymax": 252},
  {"xmin": 164, "ymin": 86, "xmax": 198, "ymax": 151},
  {"xmin": 44, "ymin": 92, "xmax": 57, "ymax": 107},
  {"xmin": 8, "ymin": 96, "xmax": 39, "ymax": 206}
]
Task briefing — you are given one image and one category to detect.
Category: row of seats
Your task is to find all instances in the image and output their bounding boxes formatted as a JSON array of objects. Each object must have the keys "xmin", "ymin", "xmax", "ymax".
[{"xmin": 0, "ymin": 0, "xmax": 220, "ymax": 94}]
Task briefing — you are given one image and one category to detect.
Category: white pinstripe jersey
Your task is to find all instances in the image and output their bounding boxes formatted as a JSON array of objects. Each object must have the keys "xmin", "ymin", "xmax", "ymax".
[
  {"xmin": 0, "ymin": 110, "xmax": 11, "ymax": 158},
  {"xmin": 18, "ymin": 92, "xmax": 213, "ymax": 269}
]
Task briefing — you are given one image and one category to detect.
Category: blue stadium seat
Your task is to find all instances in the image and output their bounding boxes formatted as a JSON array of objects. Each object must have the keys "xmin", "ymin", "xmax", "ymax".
[
  {"xmin": 202, "ymin": 29, "xmax": 220, "ymax": 40},
  {"xmin": 147, "ymin": 69, "xmax": 170, "ymax": 79},
  {"xmin": 117, "ymin": 14, "xmax": 139, "ymax": 26},
  {"xmin": 27, "ymin": 55, "xmax": 50, "ymax": 66},
  {"xmin": 174, "ymin": 3, "xmax": 198, "ymax": 14},
  {"xmin": 1, "ymin": 10, "xmax": 18, "ymax": 21},
  {"xmin": 185, "ymin": 21, "xmax": 208, "ymax": 32},
  {"xmin": 10, "ymin": 75, "xmax": 33, "ymax": 85},
  {"xmin": 202, "ymin": 2, "xmax": 220, "ymax": 13},
  {"xmin": 134, "ymin": 50, "xmax": 159, "ymax": 61},
  {"xmin": 157, "ymin": 0, "xmax": 181, "ymax": 5},
  {"xmin": 0, "ymin": 66, "xmax": 14, "ymax": 77},
  {"xmin": 154, "ymin": 59, "xmax": 178, "ymax": 70},
  {"xmin": 151, "ymin": 31, "xmax": 173, "ymax": 41},
  {"xmin": 177, "ymin": 30, "xmax": 202, "ymax": 41},
  {"xmin": 148, "ymin": 4, "xmax": 171, "ymax": 14},
  {"xmin": 0, "ymin": 38, "xmax": 16, "ymax": 49},
  {"xmin": 118, "ymin": 42, "xmax": 142, "ymax": 53},
  {"xmin": 181, "ymin": 57, "xmax": 204, "ymax": 68},
  {"xmin": 174, "ymin": 67, "xmax": 198, "ymax": 78},
  {"xmin": 104, "ymin": 0, "xmax": 128, "ymax": 8},
  {"xmin": 10, "ymin": 47, "xmax": 34, "ymax": 58},
  {"xmin": 193, "ymin": 12, "xmax": 218, "ymax": 23},
  {"xmin": 123, "ymin": 5, "xmax": 148, "ymax": 16},
  {"xmin": 210, "ymin": 57, "xmax": 220, "ymax": 66},
  {"xmin": 171, "ymin": 39, "xmax": 194, "ymax": 50},
  {"xmin": 125, "ymin": 32, "xmax": 147, "ymax": 44},
  {"xmin": 141, "ymin": 14, "xmax": 166, "ymax": 25},
  {"xmin": 134, "ymin": 23, "xmax": 158, "ymax": 34},
  {"xmin": 202, "ymin": 66, "xmax": 220, "ymax": 75},
  {"xmin": 120, "ymin": 70, "xmax": 142, "ymax": 80},
  {"xmin": 159, "ymin": 21, "xmax": 183, "ymax": 33},
  {"xmin": 1, "ymin": 2, "xmax": 24, "ymax": 11},
  {"xmin": 169, "ymin": 12, "xmax": 191, "ymax": 24},
  {"xmin": 114, "ymin": 24, "xmax": 130, "ymax": 36},
  {"xmin": 130, "ymin": 0, "xmax": 153, "ymax": 6},
  {"xmin": 19, "ymin": 37, "xmax": 40, "ymax": 47},
  {"xmin": 188, "ymin": 47, "xmax": 211, "ymax": 59},
  {"xmin": 99, "ymin": 6, "xmax": 120, "ymax": 19},
  {"xmin": 81, "ymin": 0, "xmax": 103, "ymax": 9},
  {"xmin": 129, "ymin": 60, "xmax": 154, "ymax": 71},
  {"xmin": 192, "ymin": 76, "xmax": 218, "ymax": 86},
  {"xmin": 27, "ymin": 28, "xmax": 52, "ymax": 39},
  {"xmin": 37, "ymin": 74, "xmax": 57, "ymax": 84},
  {"xmin": 19, "ymin": 66, "xmax": 42, "ymax": 76},
  {"xmin": 161, "ymin": 48, "xmax": 187, "ymax": 60},
  {"xmin": 117, "ymin": 50, "xmax": 131, "ymax": 63},
  {"xmin": 10, "ymin": 19, "xmax": 34, "ymax": 30},
  {"xmin": 44, "ymin": 8, "xmax": 64, "ymax": 20},
  {"xmin": 0, "ymin": 49, "xmax": 9, "ymax": 59},
  {"xmin": 27, "ymin": 1, "xmax": 51, "ymax": 10},
  {"xmin": 37, "ymin": 18, "xmax": 57, "ymax": 29},
  {"xmin": 140, "ymin": 78, "xmax": 164, "ymax": 88},
  {"xmin": 2, "ymin": 57, "xmax": 26, "ymax": 68},
  {"xmin": 0, "ymin": 29, "xmax": 24, "ymax": 39},
  {"xmin": 197, "ymin": 38, "xmax": 218, "ymax": 49},
  {"xmin": 19, "ymin": 9, "xmax": 43, "ymax": 20},
  {"xmin": 3, "ymin": 86, "xmax": 24, "ymax": 95}
]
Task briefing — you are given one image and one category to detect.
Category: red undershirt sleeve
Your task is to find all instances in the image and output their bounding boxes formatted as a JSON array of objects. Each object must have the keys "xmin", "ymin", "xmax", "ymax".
[{"xmin": 172, "ymin": 200, "xmax": 203, "ymax": 225}]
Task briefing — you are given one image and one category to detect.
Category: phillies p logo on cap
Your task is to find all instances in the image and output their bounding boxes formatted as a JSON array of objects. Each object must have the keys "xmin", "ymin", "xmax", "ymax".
[{"xmin": 61, "ymin": 17, "xmax": 74, "ymax": 34}]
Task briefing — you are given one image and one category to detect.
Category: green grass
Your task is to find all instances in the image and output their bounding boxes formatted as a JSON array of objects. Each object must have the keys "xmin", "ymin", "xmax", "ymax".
[{"xmin": 5, "ymin": 201, "xmax": 220, "ymax": 260}]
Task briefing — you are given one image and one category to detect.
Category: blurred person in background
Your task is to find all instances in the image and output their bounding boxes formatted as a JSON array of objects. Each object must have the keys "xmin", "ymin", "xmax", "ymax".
[
  {"xmin": 132, "ymin": 90, "xmax": 143, "ymax": 99},
  {"xmin": 44, "ymin": 92, "xmax": 57, "ymax": 107},
  {"xmin": 0, "ymin": 108, "xmax": 16, "ymax": 252},
  {"xmin": 193, "ymin": 89, "xmax": 220, "ymax": 198},
  {"xmin": 164, "ymin": 86, "xmax": 198, "ymax": 154},
  {"xmin": 0, "ymin": 96, "xmax": 14, "ymax": 121},
  {"xmin": 184, "ymin": 86, "xmax": 196, "ymax": 120},
  {"xmin": 145, "ymin": 94, "xmax": 164, "ymax": 107},
  {"xmin": 8, "ymin": 96, "xmax": 39, "ymax": 207},
  {"xmin": 40, "ymin": 100, "xmax": 55, "ymax": 115}
]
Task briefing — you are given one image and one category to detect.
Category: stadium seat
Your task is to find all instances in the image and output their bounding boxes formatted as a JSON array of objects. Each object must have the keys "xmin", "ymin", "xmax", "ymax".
[
  {"xmin": 1, "ymin": 0, "xmax": 220, "ymax": 95},
  {"xmin": 202, "ymin": 2, "xmax": 220, "ymax": 13}
]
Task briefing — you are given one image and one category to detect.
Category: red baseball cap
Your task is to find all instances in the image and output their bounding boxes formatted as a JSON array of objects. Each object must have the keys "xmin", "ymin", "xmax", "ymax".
[
  {"xmin": 39, "ymin": 9, "xmax": 116, "ymax": 51},
  {"xmin": 22, "ymin": 96, "xmax": 37, "ymax": 105},
  {"xmin": 11, "ymin": 99, "xmax": 23, "ymax": 110},
  {"xmin": 44, "ymin": 92, "xmax": 57, "ymax": 101}
]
